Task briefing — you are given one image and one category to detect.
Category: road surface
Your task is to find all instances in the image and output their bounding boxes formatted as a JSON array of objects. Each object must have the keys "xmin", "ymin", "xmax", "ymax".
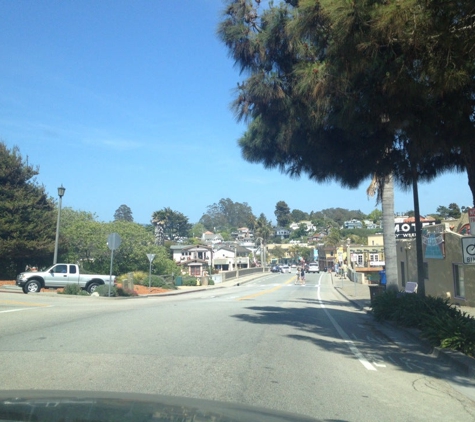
[{"xmin": 1, "ymin": 272, "xmax": 474, "ymax": 421}]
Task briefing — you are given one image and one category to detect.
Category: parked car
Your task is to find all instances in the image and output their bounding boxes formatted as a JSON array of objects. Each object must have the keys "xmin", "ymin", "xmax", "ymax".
[
  {"xmin": 16, "ymin": 263, "xmax": 115, "ymax": 294},
  {"xmin": 307, "ymin": 263, "xmax": 320, "ymax": 273},
  {"xmin": 280, "ymin": 265, "xmax": 291, "ymax": 273}
]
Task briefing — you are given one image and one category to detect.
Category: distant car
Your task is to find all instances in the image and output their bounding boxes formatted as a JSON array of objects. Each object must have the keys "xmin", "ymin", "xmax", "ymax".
[
  {"xmin": 307, "ymin": 263, "xmax": 320, "ymax": 273},
  {"xmin": 271, "ymin": 265, "xmax": 280, "ymax": 273},
  {"xmin": 280, "ymin": 265, "xmax": 290, "ymax": 273},
  {"xmin": 291, "ymin": 264, "xmax": 296, "ymax": 268}
]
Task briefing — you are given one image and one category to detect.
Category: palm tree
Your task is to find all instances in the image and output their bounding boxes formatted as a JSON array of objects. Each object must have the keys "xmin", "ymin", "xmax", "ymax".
[{"xmin": 367, "ymin": 174, "xmax": 398, "ymax": 291}]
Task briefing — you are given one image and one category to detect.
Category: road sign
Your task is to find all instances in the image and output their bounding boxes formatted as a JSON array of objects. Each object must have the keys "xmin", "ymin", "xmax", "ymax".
[
  {"xmin": 461, "ymin": 236, "xmax": 475, "ymax": 264},
  {"xmin": 146, "ymin": 253, "xmax": 155, "ymax": 262},
  {"xmin": 107, "ymin": 233, "xmax": 122, "ymax": 251}
]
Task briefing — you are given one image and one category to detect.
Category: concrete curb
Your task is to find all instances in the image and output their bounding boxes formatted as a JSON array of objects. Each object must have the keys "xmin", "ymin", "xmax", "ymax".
[{"xmin": 0, "ymin": 273, "xmax": 266, "ymax": 298}]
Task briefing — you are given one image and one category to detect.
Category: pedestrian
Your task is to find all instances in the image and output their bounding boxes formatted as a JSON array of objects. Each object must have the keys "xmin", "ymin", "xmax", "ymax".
[
  {"xmin": 300, "ymin": 267, "xmax": 305, "ymax": 285},
  {"xmin": 295, "ymin": 267, "xmax": 301, "ymax": 285},
  {"xmin": 379, "ymin": 265, "xmax": 387, "ymax": 291}
]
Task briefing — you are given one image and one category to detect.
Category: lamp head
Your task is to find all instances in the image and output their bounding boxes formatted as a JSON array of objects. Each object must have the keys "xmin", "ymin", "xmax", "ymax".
[{"xmin": 58, "ymin": 185, "xmax": 66, "ymax": 198}]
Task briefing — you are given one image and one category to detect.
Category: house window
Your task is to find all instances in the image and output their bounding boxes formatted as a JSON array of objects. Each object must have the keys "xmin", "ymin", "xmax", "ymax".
[
  {"xmin": 370, "ymin": 254, "xmax": 379, "ymax": 262},
  {"xmin": 190, "ymin": 266, "xmax": 201, "ymax": 276},
  {"xmin": 453, "ymin": 264, "xmax": 465, "ymax": 299},
  {"xmin": 357, "ymin": 254, "xmax": 363, "ymax": 266}
]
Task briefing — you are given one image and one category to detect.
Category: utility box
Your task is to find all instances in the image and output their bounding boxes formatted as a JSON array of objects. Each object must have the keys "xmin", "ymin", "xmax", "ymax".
[{"xmin": 123, "ymin": 272, "xmax": 134, "ymax": 291}]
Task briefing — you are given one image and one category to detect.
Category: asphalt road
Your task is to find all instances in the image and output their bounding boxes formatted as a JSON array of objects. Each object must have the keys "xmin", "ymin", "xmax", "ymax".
[{"xmin": 1, "ymin": 272, "xmax": 475, "ymax": 421}]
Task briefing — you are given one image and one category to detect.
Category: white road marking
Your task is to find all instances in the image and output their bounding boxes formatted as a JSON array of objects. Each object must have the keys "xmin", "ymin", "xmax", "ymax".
[
  {"xmin": 316, "ymin": 275, "xmax": 377, "ymax": 371},
  {"xmin": 0, "ymin": 306, "xmax": 53, "ymax": 314}
]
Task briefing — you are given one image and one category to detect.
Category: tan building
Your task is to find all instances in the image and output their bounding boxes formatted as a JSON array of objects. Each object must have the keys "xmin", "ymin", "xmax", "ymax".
[{"xmin": 397, "ymin": 216, "xmax": 475, "ymax": 306}]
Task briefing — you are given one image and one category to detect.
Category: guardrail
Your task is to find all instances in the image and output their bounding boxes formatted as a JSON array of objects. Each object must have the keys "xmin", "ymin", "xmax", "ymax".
[{"xmin": 220, "ymin": 267, "xmax": 268, "ymax": 282}]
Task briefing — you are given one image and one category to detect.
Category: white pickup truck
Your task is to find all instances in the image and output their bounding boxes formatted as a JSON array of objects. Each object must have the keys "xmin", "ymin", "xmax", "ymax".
[{"xmin": 16, "ymin": 264, "xmax": 115, "ymax": 294}]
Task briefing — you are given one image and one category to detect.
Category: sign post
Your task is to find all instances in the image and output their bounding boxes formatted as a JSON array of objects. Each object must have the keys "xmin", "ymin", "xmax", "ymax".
[
  {"xmin": 107, "ymin": 233, "xmax": 122, "ymax": 297},
  {"xmin": 146, "ymin": 253, "xmax": 156, "ymax": 290}
]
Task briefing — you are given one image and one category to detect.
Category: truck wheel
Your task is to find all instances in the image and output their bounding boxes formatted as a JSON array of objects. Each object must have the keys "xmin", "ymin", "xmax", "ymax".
[
  {"xmin": 87, "ymin": 282, "xmax": 100, "ymax": 294},
  {"xmin": 24, "ymin": 280, "xmax": 42, "ymax": 293}
]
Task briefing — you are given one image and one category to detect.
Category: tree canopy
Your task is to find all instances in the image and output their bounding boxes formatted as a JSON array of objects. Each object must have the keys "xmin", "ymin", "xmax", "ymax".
[
  {"xmin": 199, "ymin": 198, "xmax": 256, "ymax": 231},
  {"xmin": 218, "ymin": 0, "xmax": 475, "ymax": 202},
  {"xmin": 0, "ymin": 143, "xmax": 56, "ymax": 278},
  {"xmin": 274, "ymin": 201, "xmax": 291, "ymax": 227},
  {"xmin": 151, "ymin": 207, "xmax": 192, "ymax": 240},
  {"xmin": 114, "ymin": 204, "xmax": 134, "ymax": 222},
  {"xmin": 61, "ymin": 208, "xmax": 179, "ymax": 276}
]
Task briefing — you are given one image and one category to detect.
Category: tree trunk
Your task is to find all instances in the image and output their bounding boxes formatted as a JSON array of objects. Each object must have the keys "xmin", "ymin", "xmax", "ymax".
[
  {"xmin": 381, "ymin": 174, "xmax": 398, "ymax": 290},
  {"xmin": 412, "ymin": 175, "xmax": 426, "ymax": 296},
  {"xmin": 466, "ymin": 144, "xmax": 475, "ymax": 207}
]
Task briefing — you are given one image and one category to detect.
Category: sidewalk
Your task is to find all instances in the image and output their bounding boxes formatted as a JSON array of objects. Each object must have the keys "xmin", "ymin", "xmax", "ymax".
[
  {"xmin": 331, "ymin": 273, "xmax": 475, "ymax": 318},
  {"xmin": 331, "ymin": 272, "xmax": 475, "ymax": 378}
]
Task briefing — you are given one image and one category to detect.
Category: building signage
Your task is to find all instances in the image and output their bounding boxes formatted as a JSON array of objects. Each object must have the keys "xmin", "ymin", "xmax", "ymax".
[
  {"xmin": 423, "ymin": 229, "xmax": 444, "ymax": 259},
  {"xmin": 469, "ymin": 208, "xmax": 475, "ymax": 235},
  {"xmin": 394, "ymin": 222, "xmax": 436, "ymax": 239},
  {"xmin": 461, "ymin": 236, "xmax": 475, "ymax": 264}
]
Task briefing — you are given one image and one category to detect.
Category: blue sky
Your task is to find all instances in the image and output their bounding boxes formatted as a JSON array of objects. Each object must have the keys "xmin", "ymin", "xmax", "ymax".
[{"xmin": 0, "ymin": 0, "xmax": 471, "ymax": 225}]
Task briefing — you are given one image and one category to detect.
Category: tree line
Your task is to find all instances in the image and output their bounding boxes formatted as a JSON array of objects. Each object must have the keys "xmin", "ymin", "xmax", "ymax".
[{"xmin": 0, "ymin": 142, "xmax": 467, "ymax": 278}]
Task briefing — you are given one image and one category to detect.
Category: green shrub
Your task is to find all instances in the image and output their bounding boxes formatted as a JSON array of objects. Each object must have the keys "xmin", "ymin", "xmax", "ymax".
[
  {"xmin": 371, "ymin": 291, "xmax": 475, "ymax": 357},
  {"xmin": 182, "ymin": 276, "xmax": 199, "ymax": 286},
  {"xmin": 59, "ymin": 284, "xmax": 89, "ymax": 296},
  {"xmin": 116, "ymin": 271, "xmax": 176, "ymax": 289},
  {"xmin": 420, "ymin": 309, "xmax": 475, "ymax": 357},
  {"xmin": 95, "ymin": 285, "xmax": 117, "ymax": 297},
  {"xmin": 371, "ymin": 290, "xmax": 400, "ymax": 321},
  {"xmin": 116, "ymin": 271, "xmax": 148, "ymax": 285}
]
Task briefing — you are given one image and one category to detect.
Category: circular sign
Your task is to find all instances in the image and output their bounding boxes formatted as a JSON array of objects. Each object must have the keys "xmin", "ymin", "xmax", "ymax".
[{"xmin": 107, "ymin": 233, "xmax": 122, "ymax": 251}]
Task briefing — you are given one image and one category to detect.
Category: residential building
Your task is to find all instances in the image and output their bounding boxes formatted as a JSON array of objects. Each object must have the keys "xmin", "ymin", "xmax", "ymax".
[
  {"xmin": 212, "ymin": 245, "xmax": 251, "ymax": 271},
  {"xmin": 289, "ymin": 221, "xmax": 316, "ymax": 232},
  {"xmin": 274, "ymin": 227, "xmax": 290, "ymax": 240},
  {"xmin": 170, "ymin": 244, "xmax": 212, "ymax": 277},
  {"xmin": 343, "ymin": 219, "xmax": 363, "ymax": 229}
]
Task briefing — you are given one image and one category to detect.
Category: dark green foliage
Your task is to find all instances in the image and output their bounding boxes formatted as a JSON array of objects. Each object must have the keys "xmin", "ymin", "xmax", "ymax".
[
  {"xmin": 372, "ymin": 292, "xmax": 475, "ymax": 357},
  {"xmin": 199, "ymin": 198, "xmax": 256, "ymax": 231},
  {"xmin": 274, "ymin": 201, "xmax": 291, "ymax": 227},
  {"xmin": 95, "ymin": 285, "xmax": 117, "ymax": 297},
  {"xmin": 59, "ymin": 284, "xmax": 89, "ymax": 296},
  {"xmin": 151, "ymin": 207, "xmax": 191, "ymax": 239},
  {"xmin": 182, "ymin": 276, "xmax": 200, "ymax": 286},
  {"xmin": 114, "ymin": 204, "xmax": 134, "ymax": 222},
  {"xmin": 147, "ymin": 275, "xmax": 176, "ymax": 289},
  {"xmin": 0, "ymin": 143, "xmax": 56, "ymax": 278}
]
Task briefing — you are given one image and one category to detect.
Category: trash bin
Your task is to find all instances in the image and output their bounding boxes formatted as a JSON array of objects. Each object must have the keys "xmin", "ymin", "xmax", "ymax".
[
  {"xmin": 368, "ymin": 284, "xmax": 383, "ymax": 304},
  {"xmin": 175, "ymin": 276, "xmax": 182, "ymax": 287}
]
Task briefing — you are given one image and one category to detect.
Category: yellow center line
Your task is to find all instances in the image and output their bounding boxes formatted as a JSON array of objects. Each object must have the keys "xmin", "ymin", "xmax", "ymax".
[
  {"xmin": 0, "ymin": 300, "xmax": 50, "ymax": 307},
  {"xmin": 237, "ymin": 277, "xmax": 296, "ymax": 301}
]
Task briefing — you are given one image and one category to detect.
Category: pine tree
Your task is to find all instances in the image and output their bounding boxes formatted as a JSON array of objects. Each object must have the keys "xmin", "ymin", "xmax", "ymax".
[{"xmin": 0, "ymin": 143, "xmax": 56, "ymax": 278}]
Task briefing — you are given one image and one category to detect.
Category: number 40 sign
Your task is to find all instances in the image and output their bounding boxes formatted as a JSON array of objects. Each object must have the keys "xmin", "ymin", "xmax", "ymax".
[{"xmin": 461, "ymin": 237, "xmax": 475, "ymax": 264}]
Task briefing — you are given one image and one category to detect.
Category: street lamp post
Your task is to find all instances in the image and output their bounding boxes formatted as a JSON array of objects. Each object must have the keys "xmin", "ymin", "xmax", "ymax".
[{"xmin": 53, "ymin": 185, "xmax": 66, "ymax": 265}]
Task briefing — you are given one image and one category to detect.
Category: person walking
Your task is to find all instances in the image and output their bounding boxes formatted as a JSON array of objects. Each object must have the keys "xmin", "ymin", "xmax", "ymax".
[
  {"xmin": 300, "ymin": 267, "xmax": 306, "ymax": 285},
  {"xmin": 295, "ymin": 267, "xmax": 301, "ymax": 284},
  {"xmin": 379, "ymin": 265, "xmax": 387, "ymax": 291}
]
